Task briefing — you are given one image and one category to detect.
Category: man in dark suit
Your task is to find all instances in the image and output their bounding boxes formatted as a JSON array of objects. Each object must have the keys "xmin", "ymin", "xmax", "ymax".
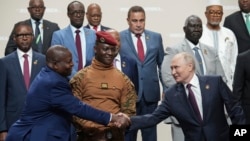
[
  {"xmin": 233, "ymin": 49, "xmax": 250, "ymax": 124},
  {"xmin": 51, "ymin": 1, "xmax": 96, "ymax": 78},
  {"xmin": 5, "ymin": 45, "xmax": 130, "ymax": 141},
  {"xmin": 224, "ymin": 0, "xmax": 250, "ymax": 53},
  {"xmin": 5, "ymin": 0, "xmax": 60, "ymax": 55},
  {"xmin": 161, "ymin": 15, "xmax": 226, "ymax": 141},
  {"xmin": 120, "ymin": 6, "xmax": 165, "ymax": 141},
  {"xmin": 84, "ymin": 3, "xmax": 110, "ymax": 31},
  {"xmin": 0, "ymin": 21, "xmax": 46, "ymax": 140},
  {"xmin": 106, "ymin": 29, "xmax": 138, "ymax": 141},
  {"xmin": 130, "ymin": 52, "xmax": 245, "ymax": 141}
]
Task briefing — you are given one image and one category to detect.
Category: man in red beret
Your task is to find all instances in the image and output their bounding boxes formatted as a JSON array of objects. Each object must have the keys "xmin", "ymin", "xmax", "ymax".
[{"xmin": 70, "ymin": 31, "xmax": 137, "ymax": 141}]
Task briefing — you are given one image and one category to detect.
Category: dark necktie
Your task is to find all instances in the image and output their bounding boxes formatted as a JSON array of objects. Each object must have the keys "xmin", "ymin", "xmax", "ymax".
[
  {"xmin": 136, "ymin": 34, "xmax": 145, "ymax": 62},
  {"xmin": 35, "ymin": 21, "xmax": 43, "ymax": 52},
  {"xmin": 186, "ymin": 84, "xmax": 202, "ymax": 122},
  {"xmin": 75, "ymin": 30, "xmax": 83, "ymax": 70},
  {"xmin": 193, "ymin": 47, "xmax": 204, "ymax": 75},
  {"xmin": 245, "ymin": 14, "xmax": 250, "ymax": 34},
  {"xmin": 93, "ymin": 25, "xmax": 98, "ymax": 31},
  {"xmin": 23, "ymin": 54, "xmax": 30, "ymax": 90}
]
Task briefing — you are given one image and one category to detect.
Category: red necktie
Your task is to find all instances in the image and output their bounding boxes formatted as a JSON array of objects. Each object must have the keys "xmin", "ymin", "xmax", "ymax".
[
  {"xmin": 75, "ymin": 30, "xmax": 83, "ymax": 70},
  {"xmin": 186, "ymin": 84, "xmax": 202, "ymax": 122},
  {"xmin": 93, "ymin": 26, "xmax": 98, "ymax": 31},
  {"xmin": 23, "ymin": 54, "xmax": 30, "ymax": 90},
  {"xmin": 136, "ymin": 34, "xmax": 145, "ymax": 62}
]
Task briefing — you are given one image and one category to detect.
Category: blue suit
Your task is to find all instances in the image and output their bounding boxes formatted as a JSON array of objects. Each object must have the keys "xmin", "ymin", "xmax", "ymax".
[
  {"xmin": 130, "ymin": 75, "xmax": 245, "ymax": 141},
  {"xmin": 0, "ymin": 51, "xmax": 45, "ymax": 132},
  {"xmin": 51, "ymin": 25, "xmax": 96, "ymax": 78},
  {"xmin": 120, "ymin": 29, "xmax": 164, "ymax": 141},
  {"xmin": 120, "ymin": 55, "xmax": 138, "ymax": 93},
  {"xmin": 5, "ymin": 66, "xmax": 111, "ymax": 141}
]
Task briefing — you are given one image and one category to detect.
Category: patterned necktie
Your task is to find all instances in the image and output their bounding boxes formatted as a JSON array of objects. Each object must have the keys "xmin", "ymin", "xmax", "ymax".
[
  {"xmin": 93, "ymin": 26, "xmax": 98, "ymax": 31},
  {"xmin": 23, "ymin": 54, "xmax": 30, "ymax": 90},
  {"xmin": 186, "ymin": 84, "xmax": 202, "ymax": 122},
  {"xmin": 193, "ymin": 47, "xmax": 204, "ymax": 75},
  {"xmin": 75, "ymin": 30, "xmax": 83, "ymax": 70},
  {"xmin": 136, "ymin": 34, "xmax": 145, "ymax": 62},
  {"xmin": 35, "ymin": 21, "xmax": 43, "ymax": 52},
  {"xmin": 245, "ymin": 14, "xmax": 250, "ymax": 34}
]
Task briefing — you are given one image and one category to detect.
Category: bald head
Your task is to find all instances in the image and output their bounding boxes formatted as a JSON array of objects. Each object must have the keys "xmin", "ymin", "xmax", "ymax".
[
  {"xmin": 86, "ymin": 3, "xmax": 102, "ymax": 26},
  {"xmin": 105, "ymin": 29, "xmax": 120, "ymax": 50},
  {"xmin": 46, "ymin": 45, "xmax": 69, "ymax": 64},
  {"xmin": 46, "ymin": 45, "xmax": 73, "ymax": 77}
]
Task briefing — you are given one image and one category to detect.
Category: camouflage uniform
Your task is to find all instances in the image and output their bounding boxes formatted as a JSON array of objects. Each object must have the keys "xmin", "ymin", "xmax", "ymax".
[{"xmin": 70, "ymin": 58, "xmax": 137, "ymax": 141}]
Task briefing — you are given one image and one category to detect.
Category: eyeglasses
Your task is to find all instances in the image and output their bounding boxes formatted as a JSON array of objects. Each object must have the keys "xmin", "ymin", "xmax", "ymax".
[
  {"xmin": 28, "ymin": 6, "xmax": 46, "ymax": 10},
  {"xmin": 207, "ymin": 10, "xmax": 223, "ymax": 16},
  {"xmin": 15, "ymin": 33, "xmax": 33, "ymax": 39},
  {"xmin": 69, "ymin": 10, "xmax": 85, "ymax": 17}
]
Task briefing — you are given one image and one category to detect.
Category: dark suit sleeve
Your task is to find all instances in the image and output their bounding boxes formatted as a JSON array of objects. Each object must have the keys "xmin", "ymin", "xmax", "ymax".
[
  {"xmin": 157, "ymin": 34, "xmax": 165, "ymax": 89},
  {"xmin": 50, "ymin": 80, "xmax": 111, "ymax": 126},
  {"xmin": 5, "ymin": 27, "xmax": 16, "ymax": 56},
  {"xmin": 219, "ymin": 76, "xmax": 246, "ymax": 124},
  {"xmin": 232, "ymin": 54, "xmax": 245, "ymax": 103},
  {"xmin": 0, "ymin": 59, "xmax": 7, "ymax": 132}
]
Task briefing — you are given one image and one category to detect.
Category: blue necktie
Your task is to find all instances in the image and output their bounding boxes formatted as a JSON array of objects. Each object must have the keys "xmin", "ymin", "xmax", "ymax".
[
  {"xmin": 193, "ymin": 47, "xmax": 204, "ymax": 75},
  {"xmin": 35, "ymin": 21, "xmax": 42, "ymax": 52}
]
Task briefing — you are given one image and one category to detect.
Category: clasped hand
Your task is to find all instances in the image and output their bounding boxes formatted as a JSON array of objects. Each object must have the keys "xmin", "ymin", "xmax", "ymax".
[{"xmin": 111, "ymin": 113, "xmax": 130, "ymax": 128}]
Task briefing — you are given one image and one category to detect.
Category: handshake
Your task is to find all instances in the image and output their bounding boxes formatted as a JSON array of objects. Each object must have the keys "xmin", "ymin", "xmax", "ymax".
[{"xmin": 111, "ymin": 113, "xmax": 131, "ymax": 128}]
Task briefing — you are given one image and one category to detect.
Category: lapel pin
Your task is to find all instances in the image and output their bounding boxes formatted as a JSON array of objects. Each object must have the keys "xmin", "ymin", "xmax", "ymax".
[
  {"xmin": 204, "ymin": 49, "xmax": 207, "ymax": 55},
  {"xmin": 34, "ymin": 60, "xmax": 38, "ymax": 65},
  {"xmin": 205, "ymin": 84, "xmax": 209, "ymax": 90}
]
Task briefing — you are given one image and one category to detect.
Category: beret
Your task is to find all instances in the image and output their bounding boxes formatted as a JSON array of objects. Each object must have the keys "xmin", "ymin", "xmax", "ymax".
[{"xmin": 96, "ymin": 31, "xmax": 117, "ymax": 46}]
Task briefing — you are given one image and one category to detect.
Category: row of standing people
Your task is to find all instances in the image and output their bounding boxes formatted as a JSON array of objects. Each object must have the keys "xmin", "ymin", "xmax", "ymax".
[
  {"xmin": 1, "ymin": 0, "xmax": 250, "ymax": 141},
  {"xmin": 0, "ymin": 0, "xmax": 163, "ymax": 141}
]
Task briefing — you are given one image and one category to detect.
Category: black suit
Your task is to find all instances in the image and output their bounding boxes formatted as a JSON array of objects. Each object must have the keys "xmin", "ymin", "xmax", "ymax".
[
  {"xmin": 131, "ymin": 75, "xmax": 245, "ymax": 141},
  {"xmin": 224, "ymin": 11, "xmax": 250, "ymax": 53},
  {"xmin": 233, "ymin": 49, "xmax": 250, "ymax": 124},
  {"xmin": 84, "ymin": 24, "xmax": 110, "ymax": 31},
  {"xmin": 5, "ymin": 19, "xmax": 60, "ymax": 55}
]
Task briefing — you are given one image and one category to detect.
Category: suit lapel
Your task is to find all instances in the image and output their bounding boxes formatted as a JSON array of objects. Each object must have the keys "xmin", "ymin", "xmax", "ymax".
[
  {"xmin": 176, "ymin": 84, "xmax": 200, "ymax": 122},
  {"xmin": 143, "ymin": 31, "xmax": 151, "ymax": 62},
  {"xmin": 66, "ymin": 26, "xmax": 78, "ymax": 56},
  {"xmin": 30, "ymin": 52, "xmax": 39, "ymax": 81},
  {"xmin": 236, "ymin": 12, "xmax": 250, "ymax": 37},
  {"xmin": 198, "ymin": 76, "xmax": 209, "ymax": 122},
  {"xmin": 12, "ymin": 52, "xmax": 26, "ymax": 89},
  {"xmin": 42, "ymin": 20, "xmax": 49, "ymax": 52},
  {"xmin": 125, "ymin": 30, "xmax": 139, "ymax": 61}
]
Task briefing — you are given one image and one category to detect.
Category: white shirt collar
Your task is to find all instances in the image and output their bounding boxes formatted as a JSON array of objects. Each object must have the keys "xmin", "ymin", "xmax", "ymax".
[{"xmin": 17, "ymin": 48, "xmax": 33, "ymax": 59}]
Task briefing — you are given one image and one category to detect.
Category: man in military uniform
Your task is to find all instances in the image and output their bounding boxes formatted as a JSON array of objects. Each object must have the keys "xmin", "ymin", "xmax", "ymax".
[{"xmin": 70, "ymin": 31, "xmax": 137, "ymax": 141}]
